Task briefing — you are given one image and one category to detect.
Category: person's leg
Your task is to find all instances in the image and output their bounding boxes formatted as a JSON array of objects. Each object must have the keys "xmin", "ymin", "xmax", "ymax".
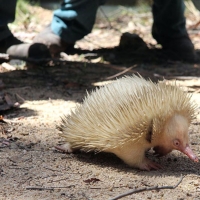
[
  {"xmin": 52, "ymin": 0, "xmax": 106, "ymax": 43},
  {"xmin": 152, "ymin": 0, "xmax": 187, "ymax": 41},
  {"xmin": 0, "ymin": 1, "xmax": 50, "ymax": 59},
  {"xmin": 34, "ymin": 0, "xmax": 106, "ymax": 57},
  {"xmin": 152, "ymin": 0, "xmax": 197, "ymax": 61},
  {"xmin": 0, "ymin": 0, "xmax": 17, "ymax": 39},
  {"xmin": 0, "ymin": 0, "xmax": 23, "ymax": 53}
]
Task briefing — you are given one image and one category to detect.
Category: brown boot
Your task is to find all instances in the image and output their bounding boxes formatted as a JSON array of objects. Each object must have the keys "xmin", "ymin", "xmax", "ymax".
[{"xmin": 33, "ymin": 26, "xmax": 74, "ymax": 58}]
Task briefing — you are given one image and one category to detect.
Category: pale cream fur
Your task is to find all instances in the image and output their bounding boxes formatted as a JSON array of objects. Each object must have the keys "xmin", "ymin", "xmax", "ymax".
[{"xmin": 58, "ymin": 75, "xmax": 196, "ymax": 169}]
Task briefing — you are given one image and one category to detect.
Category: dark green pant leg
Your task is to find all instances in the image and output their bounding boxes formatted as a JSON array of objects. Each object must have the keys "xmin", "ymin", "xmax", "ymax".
[
  {"xmin": 0, "ymin": 0, "xmax": 17, "ymax": 40},
  {"xmin": 152, "ymin": 0, "xmax": 188, "ymax": 43},
  {"xmin": 51, "ymin": 0, "xmax": 107, "ymax": 43}
]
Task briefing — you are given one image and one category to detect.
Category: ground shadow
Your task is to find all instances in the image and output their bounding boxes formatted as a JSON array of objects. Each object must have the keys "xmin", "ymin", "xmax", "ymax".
[
  {"xmin": 64, "ymin": 150, "xmax": 200, "ymax": 176},
  {"xmin": 0, "ymin": 46, "xmax": 200, "ymax": 102}
]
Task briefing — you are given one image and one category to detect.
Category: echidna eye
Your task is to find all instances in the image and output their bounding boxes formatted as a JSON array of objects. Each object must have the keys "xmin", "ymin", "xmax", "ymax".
[{"xmin": 173, "ymin": 139, "xmax": 180, "ymax": 147}]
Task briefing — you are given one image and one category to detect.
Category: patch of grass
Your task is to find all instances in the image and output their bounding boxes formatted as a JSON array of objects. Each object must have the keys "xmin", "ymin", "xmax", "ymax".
[
  {"xmin": 15, "ymin": 0, "xmax": 39, "ymax": 27},
  {"xmin": 15, "ymin": 0, "xmax": 32, "ymax": 27}
]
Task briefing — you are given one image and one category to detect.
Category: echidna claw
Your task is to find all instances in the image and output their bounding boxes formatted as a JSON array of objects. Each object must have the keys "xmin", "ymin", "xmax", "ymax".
[
  {"xmin": 139, "ymin": 159, "xmax": 162, "ymax": 171},
  {"xmin": 55, "ymin": 143, "xmax": 73, "ymax": 153}
]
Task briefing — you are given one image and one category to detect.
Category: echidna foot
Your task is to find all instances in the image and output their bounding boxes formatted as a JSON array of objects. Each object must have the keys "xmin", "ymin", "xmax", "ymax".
[
  {"xmin": 55, "ymin": 143, "xmax": 73, "ymax": 153},
  {"xmin": 139, "ymin": 159, "xmax": 162, "ymax": 171}
]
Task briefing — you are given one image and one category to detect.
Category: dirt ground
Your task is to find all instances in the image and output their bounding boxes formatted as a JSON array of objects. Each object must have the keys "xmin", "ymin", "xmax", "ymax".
[{"xmin": 1, "ymin": 3, "xmax": 200, "ymax": 200}]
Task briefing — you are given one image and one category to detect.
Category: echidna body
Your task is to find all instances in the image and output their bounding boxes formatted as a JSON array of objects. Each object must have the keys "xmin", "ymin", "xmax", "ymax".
[{"xmin": 58, "ymin": 75, "xmax": 198, "ymax": 170}]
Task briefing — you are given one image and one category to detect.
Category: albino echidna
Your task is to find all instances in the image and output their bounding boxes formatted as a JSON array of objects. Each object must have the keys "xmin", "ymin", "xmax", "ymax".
[{"xmin": 57, "ymin": 75, "xmax": 198, "ymax": 170}]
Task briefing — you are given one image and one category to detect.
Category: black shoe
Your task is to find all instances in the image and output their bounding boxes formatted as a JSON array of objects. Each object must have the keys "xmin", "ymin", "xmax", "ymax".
[
  {"xmin": 160, "ymin": 36, "xmax": 197, "ymax": 62},
  {"xmin": 152, "ymin": 26, "xmax": 198, "ymax": 62}
]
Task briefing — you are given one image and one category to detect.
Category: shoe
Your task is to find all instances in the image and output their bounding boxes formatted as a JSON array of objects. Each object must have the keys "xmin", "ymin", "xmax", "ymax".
[
  {"xmin": 0, "ymin": 34, "xmax": 51, "ymax": 61},
  {"xmin": 33, "ymin": 26, "xmax": 74, "ymax": 57},
  {"xmin": 160, "ymin": 36, "xmax": 197, "ymax": 62},
  {"xmin": 152, "ymin": 26, "xmax": 198, "ymax": 62},
  {"xmin": 7, "ymin": 43, "xmax": 51, "ymax": 60}
]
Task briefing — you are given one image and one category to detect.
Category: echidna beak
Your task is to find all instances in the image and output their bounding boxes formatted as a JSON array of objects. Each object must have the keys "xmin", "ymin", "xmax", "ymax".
[{"xmin": 181, "ymin": 145, "xmax": 199, "ymax": 162}]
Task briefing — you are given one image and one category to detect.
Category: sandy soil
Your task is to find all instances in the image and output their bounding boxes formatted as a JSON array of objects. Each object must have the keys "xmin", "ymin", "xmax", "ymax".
[
  {"xmin": 0, "ymin": 62, "xmax": 199, "ymax": 200},
  {"xmin": 0, "ymin": 3, "xmax": 200, "ymax": 200}
]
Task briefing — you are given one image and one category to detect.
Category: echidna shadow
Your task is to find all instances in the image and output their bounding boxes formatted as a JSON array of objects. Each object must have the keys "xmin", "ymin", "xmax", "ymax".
[{"xmin": 68, "ymin": 149, "xmax": 199, "ymax": 175}]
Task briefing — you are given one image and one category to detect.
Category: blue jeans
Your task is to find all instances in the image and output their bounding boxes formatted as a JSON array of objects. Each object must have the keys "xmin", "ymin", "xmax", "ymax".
[{"xmin": 0, "ymin": 0, "xmax": 193, "ymax": 43}]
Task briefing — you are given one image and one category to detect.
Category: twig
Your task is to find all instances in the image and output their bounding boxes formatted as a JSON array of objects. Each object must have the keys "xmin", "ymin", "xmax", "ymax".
[
  {"xmin": 19, "ymin": 177, "xmax": 32, "ymax": 186},
  {"xmin": 110, "ymin": 175, "xmax": 185, "ymax": 200},
  {"xmin": 23, "ymin": 155, "xmax": 32, "ymax": 162},
  {"xmin": 99, "ymin": 7, "xmax": 121, "ymax": 33},
  {"xmin": 105, "ymin": 65, "xmax": 137, "ymax": 80},
  {"xmin": 8, "ymin": 166, "xmax": 33, "ymax": 170},
  {"xmin": 44, "ymin": 166, "xmax": 62, "ymax": 172},
  {"xmin": 99, "ymin": 63, "xmax": 128, "ymax": 71},
  {"xmin": 99, "ymin": 7, "xmax": 113, "ymax": 29},
  {"xmin": 48, "ymin": 178, "xmax": 68, "ymax": 183},
  {"xmin": 26, "ymin": 185, "xmax": 75, "ymax": 191},
  {"xmin": 15, "ymin": 93, "xmax": 25, "ymax": 104},
  {"xmin": 26, "ymin": 187, "xmax": 54, "ymax": 191},
  {"xmin": 154, "ymin": 74, "xmax": 200, "ymax": 80}
]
